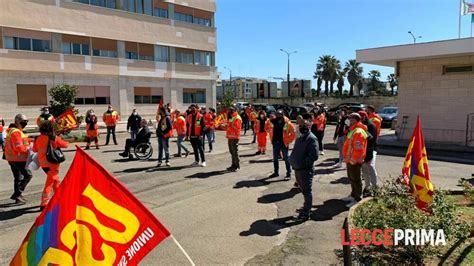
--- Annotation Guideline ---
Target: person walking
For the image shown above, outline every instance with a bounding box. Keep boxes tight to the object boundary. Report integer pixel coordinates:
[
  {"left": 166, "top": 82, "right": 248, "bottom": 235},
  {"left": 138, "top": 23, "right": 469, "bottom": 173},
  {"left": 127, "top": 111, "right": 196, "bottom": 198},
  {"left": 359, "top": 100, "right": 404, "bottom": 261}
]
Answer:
[
  {"left": 32, "top": 122, "right": 69, "bottom": 210},
  {"left": 249, "top": 107, "right": 257, "bottom": 143},
  {"left": 333, "top": 107, "right": 349, "bottom": 168},
  {"left": 127, "top": 109, "right": 141, "bottom": 141},
  {"left": 173, "top": 110, "right": 190, "bottom": 157},
  {"left": 359, "top": 111, "right": 378, "bottom": 196},
  {"left": 210, "top": 108, "right": 217, "bottom": 142},
  {"left": 342, "top": 113, "right": 368, "bottom": 208},
  {"left": 289, "top": 113, "right": 319, "bottom": 221},
  {"left": 36, "top": 106, "right": 55, "bottom": 127},
  {"left": 156, "top": 107, "right": 173, "bottom": 167},
  {"left": 312, "top": 109, "right": 327, "bottom": 155},
  {"left": 268, "top": 110, "right": 296, "bottom": 180},
  {"left": 254, "top": 110, "right": 269, "bottom": 155},
  {"left": 367, "top": 105, "right": 382, "bottom": 138},
  {"left": 103, "top": 105, "right": 120, "bottom": 145},
  {"left": 226, "top": 107, "right": 242, "bottom": 172},
  {"left": 202, "top": 107, "right": 215, "bottom": 152},
  {"left": 5, "top": 114, "right": 32, "bottom": 204},
  {"left": 187, "top": 105, "right": 206, "bottom": 167},
  {"left": 85, "top": 109, "right": 99, "bottom": 150},
  {"left": 241, "top": 110, "right": 249, "bottom": 135}
]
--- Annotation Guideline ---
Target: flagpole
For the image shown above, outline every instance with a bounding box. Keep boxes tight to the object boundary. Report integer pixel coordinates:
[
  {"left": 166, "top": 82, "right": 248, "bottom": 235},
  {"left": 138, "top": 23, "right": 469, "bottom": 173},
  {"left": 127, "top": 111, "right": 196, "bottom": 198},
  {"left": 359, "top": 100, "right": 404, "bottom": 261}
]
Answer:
[
  {"left": 460, "top": 0, "right": 463, "bottom": 38},
  {"left": 171, "top": 235, "right": 196, "bottom": 266}
]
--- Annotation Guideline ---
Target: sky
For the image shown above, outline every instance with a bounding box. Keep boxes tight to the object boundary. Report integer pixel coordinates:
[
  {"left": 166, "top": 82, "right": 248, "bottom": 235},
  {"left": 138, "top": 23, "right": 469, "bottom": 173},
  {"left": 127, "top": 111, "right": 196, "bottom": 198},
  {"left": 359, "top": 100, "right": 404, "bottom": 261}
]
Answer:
[{"left": 215, "top": 0, "right": 472, "bottom": 86}]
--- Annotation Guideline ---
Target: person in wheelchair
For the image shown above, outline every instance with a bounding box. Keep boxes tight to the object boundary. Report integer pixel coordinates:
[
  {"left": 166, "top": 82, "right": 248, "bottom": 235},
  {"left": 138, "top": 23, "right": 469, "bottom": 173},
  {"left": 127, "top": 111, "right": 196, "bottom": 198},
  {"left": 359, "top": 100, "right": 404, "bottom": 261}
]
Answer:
[{"left": 119, "top": 119, "right": 151, "bottom": 158}]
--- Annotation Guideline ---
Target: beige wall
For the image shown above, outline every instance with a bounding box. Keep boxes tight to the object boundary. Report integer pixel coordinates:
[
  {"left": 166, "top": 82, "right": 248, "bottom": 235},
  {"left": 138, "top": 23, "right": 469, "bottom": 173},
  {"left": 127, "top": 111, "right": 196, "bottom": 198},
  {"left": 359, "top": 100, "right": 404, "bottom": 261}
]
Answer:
[
  {"left": 0, "top": 0, "right": 216, "bottom": 52},
  {"left": 166, "top": 0, "right": 216, "bottom": 13},
  {"left": 397, "top": 56, "right": 474, "bottom": 145}
]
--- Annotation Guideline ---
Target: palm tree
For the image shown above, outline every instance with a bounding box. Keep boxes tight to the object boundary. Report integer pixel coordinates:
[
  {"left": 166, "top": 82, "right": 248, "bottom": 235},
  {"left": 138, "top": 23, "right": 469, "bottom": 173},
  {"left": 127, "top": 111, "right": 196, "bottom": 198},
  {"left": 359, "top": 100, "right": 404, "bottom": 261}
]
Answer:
[
  {"left": 368, "top": 70, "right": 381, "bottom": 93},
  {"left": 313, "top": 70, "right": 323, "bottom": 97},
  {"left": 344, "top": 59, "right": 363, "bottom": 96},
  {"left": 387, "top": 73, "right": 398, "bottom": 95},
  {"left": 317, "top": 55, "right": 335, "bottom": 96},
  {"left": 329, "top": 58, "right": 341, "bottom": 94},
  {"left": 336, "top": 69, "right": 346, "bottom": 96}
]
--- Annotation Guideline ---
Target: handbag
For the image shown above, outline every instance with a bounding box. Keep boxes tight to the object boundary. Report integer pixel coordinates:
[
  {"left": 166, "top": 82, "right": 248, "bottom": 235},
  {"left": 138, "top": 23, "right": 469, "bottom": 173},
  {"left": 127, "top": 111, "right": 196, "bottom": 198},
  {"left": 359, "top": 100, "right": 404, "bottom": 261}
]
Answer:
[{"left": 46, "top": 137, "right": 65, "bottom": 164}]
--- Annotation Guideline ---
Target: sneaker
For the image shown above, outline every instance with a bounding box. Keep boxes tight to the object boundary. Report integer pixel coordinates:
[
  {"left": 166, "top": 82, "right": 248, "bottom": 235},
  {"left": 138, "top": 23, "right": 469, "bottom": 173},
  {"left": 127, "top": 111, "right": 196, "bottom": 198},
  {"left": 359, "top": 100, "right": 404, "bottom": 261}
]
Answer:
[
  {"left": 284, "top": 174, "right": 291, "bottom": 181},
  {"left": 320, "top": 151, "right": 325, "bottom": 155},
  {"left": 262, "top": 151, "right": 266, "bottom": 155},
  {"left": 173, "top": 154, "right": 182, "bottom": 158},
  {"left": 201, "top": 162, "right": 206, "bottom": 167},
  {"left": 341, "top": 195, "right": 354, "bottom": 202},
  {"left": 227, "top": 165, "right": 236, "bottom": 170},
  {"left": 96, "top": 146, "right": 100, "bottom": 149},
  {"left": 269, "top": 173, "right": 279, "bottom": 178},
  {"left": 334, "top": 162, "right": 343, "bottom": 168},
  {"left": 185, "top": 151, "right": 190, "bottom": 158},
  {"left": 39, "top": 206, "right": 45, "bottom": 211},
  {"left": 85, "top": 146, "right": 90, "bottom": 150},
  {"left": 157, "top": 162, "right": 162, "bottom": 167},
  {"left": 230, "top": 167, "right": 239, "bottom": 172},
  {"left": 191, "top": 161, "right": 200, "bottom": 166},
  {"left": 294, "top": 211, "right": 311, "bottom": 222},
  {"left": 165, "top": 162, "right": 171, "bottom": 167},
  {"left": 15, "top": 197, "right": 26, "bottom": 205},
  {"left": 119, "top": 152, "right": 128, "bottom": 158},
  {"left": 345, "top": 200, "right": 358, "bottom": 208},
  {"left": 294, "top": 182, "right": 299, "bottom": 188},
  {"left": 255, "top": 151, "right": 262, "bottom": 155}
]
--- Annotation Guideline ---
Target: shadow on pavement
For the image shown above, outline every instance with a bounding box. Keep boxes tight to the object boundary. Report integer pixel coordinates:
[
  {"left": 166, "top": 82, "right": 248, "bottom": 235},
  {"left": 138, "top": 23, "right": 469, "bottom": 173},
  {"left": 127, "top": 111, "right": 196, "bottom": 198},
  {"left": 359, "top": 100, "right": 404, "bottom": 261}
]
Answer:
[
  {"left": 330, "top": 177, "right": 351, "bottom": 185},
  {"left": 148, "top": 166, "right": 191, "bottom": 172},
  {"left": 257, "top": 188, "right": 300, "bottom": 204},
  {"left": 249, "top": 159, "right": 273, "bottom": 164},
  {"left": 185, "top": 170, "right": 229, "bottom": 179},
  {"left": 239, "top": 216, "right": 304, "bottom": 237},
  {"left": 314, "top": 168, "right": 345, "bottom": 175},
  {"left": 311, "top": 199, "right": 347, "bottom": 221},
  {"left": 316, "top": 161, "right": 338, "bottom": 167},
  {"left": 112, "top": 158, "right": 140, "bottom": 163},
  {"left": 0, "top": 206, "right": 41, "bottom": 221},
  {"left": 234, "top": 177, "right": 286, "bottom": 189},
  {"left": 239, "top": 153, "right": 258, "bottom": 158},
  {"left": 102, "top": 149, "right": 124, "bottom": 153}
]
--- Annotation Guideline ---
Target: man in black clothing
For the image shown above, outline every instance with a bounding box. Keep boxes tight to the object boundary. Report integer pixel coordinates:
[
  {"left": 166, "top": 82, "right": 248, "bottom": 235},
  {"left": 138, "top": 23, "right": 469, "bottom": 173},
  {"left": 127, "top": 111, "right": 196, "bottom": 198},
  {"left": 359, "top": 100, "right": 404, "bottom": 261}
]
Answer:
[
  {"left": 333, "top": 106, "right": 349, "bottom": 168},
  {"left": 240, "top": 111, "right": 249, "bottom": 135},
  {"left": 119, "top": 119, "right": 151, "bottom": 158},
  {"left": 358, "top": 111, "right": 378, "bottom": 196},
  {"left": 127, "top": 109, "right": 142, "bottom": 141}
]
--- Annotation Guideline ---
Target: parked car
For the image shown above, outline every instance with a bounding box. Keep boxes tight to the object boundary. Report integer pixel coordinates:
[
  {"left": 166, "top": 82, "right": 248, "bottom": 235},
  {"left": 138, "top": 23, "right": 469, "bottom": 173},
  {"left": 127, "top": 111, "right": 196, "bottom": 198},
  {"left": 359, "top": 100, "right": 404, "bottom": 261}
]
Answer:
[
  {"left": 378, "top": 107, "right": 398, "bottom": 128},
  {"left": 234, "top": 102, "right": 250, "bottom": 111},
  {"left": 326, "top": 103, "right": 367, "bottom": 123},
  {"left": 252, "top": 103, "right": 277, "bottom": 116},
  {"left": 287, "top": 106, "right": 310, "bottom": 120},
  {"left": 303, "top": 103, "right": 315, "bottom": 108}
]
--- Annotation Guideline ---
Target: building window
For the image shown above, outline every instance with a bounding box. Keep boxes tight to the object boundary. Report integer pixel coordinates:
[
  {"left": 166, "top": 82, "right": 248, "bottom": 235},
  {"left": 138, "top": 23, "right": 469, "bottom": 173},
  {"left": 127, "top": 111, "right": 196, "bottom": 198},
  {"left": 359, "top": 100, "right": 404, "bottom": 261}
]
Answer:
[
  {"left": 183, "top": 88, "right": 206, "bottom": 104},
  {"left": 194, "top": 17, "right": 210, "bottom": 27},
  {"left": 443, "top": 65, "right": 473, "bottom": 74},
  {"left": 176, "top": 49, "right": 194, "bottom": 64},
  {"left": 155, "top": 45, "right": 169, "bottom": 62},
  {"left": 74, "top": 86, "right": 110, "bottom": 105},
  {"left": 134, "top": 87, "right": 163, "bottom": 104},
  {"left": 122, "top": 0, "right": 136, "bottom": 12},
  {"left": 62, "top": 42, "right": 90, "bottom": 55},
  {"left": 4, "top": 36, "right": 50, "bottom": 52},
  {"left": 154, "top": 8, "right": 168, "bottom": 18},
  {"left": 4, "top": 36, "right": 17, "bottom": 49},
  {"left": 93, "top": 49, "right": 117, "bottom": 58},
  {"left": 126, "top": 51, "right": 139, "bottom": 59},
  {"left": 174, "top": 12, "right": 193, "bottom": 23},
  {"left": 17, "top": 85, "right": 48, "bottom": 106},
  {"left": 194, "top": 51, "right": 211, "bottom": 66}
]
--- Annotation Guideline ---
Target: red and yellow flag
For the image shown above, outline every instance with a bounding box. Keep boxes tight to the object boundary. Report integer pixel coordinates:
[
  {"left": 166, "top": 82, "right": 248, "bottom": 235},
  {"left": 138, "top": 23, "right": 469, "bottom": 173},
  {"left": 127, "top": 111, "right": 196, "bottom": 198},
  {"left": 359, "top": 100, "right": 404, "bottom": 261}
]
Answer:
[
  {"left": 54, "top": 109, "right": 79, "bottom": 134},
  {"left": 11, "top": 147, "right": 170, "bottom": 265},
  {"left": 402, "top": 116, "right": 434, "bottom": 210}
]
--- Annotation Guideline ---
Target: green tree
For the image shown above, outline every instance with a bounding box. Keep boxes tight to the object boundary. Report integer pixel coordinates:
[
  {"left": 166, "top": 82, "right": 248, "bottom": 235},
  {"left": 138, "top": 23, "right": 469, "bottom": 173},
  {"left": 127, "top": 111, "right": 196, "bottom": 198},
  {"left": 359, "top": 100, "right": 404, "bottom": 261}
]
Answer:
[
  {"left": 344, "top": 59, "right": 363, "bottom": 96},
  {"left": 329, "top": 58, "right": 341, "bottom": 94},
  {"left": 387, "top": 73, "right": 398, "bottom": 95},
  {"left": 313, "top": 70, "right": 323, "bottom": 97},
  {"left": 336, "top": 69, "right": 346, "bottom": 96},
  {"left": 317, "top": 55, "right": 337, "bottom": 96},
  {"left": 368, "top": 70, "right": 382, "bottom": 93},
  {"left": 221, "top": 88, "right": 235, "bottom": 108},
  {"left": 48, "top": 84, "right": 79, "bottom": 117}
]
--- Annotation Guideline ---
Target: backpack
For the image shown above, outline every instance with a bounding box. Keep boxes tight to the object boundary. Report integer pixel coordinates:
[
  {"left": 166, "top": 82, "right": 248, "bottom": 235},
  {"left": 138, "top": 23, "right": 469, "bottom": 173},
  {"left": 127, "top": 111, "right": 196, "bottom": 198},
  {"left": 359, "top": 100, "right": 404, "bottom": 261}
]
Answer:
[{"left": 46, "top": 137, "right": 65, "bottom": 164}]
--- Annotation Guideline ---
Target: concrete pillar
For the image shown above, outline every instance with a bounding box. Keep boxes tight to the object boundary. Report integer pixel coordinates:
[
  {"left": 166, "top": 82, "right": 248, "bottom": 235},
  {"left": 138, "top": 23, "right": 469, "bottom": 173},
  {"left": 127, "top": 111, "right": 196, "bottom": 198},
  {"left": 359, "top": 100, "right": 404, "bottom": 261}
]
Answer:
[
  {"left": 210, "top": 52, "right": 215, "bottom": 67},
  {"left": 116, "top": 0, "right": 124, "bottom": 10},
  {"left": 51, "top": 33, "right": 62, "bottom": 53},
  {"left": 168, "top": 3, "right": 174, "bottom": 19},
  {"left": 169, "top": 47, "right": 176, "bottom": 63},
  {"left": 210, "top": 14, "right": 215, "bottom": 28},
  {"left": 117, "top": 40, "right": 125, "bottom": 58}
]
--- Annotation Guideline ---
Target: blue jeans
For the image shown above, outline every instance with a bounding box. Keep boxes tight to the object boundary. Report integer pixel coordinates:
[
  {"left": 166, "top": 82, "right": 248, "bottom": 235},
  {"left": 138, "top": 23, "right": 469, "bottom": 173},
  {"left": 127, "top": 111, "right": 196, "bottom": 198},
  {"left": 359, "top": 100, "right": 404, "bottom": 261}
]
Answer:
[
  {"left": 130, "top": 129, "right": 139, "bottom": 141},
  {"left": 203, "top": 129, "right": 214, "bottom": 151},
  {"left": 177, "top": 134, "right": 189, "bottom": 155},
  {"left": 295, "top": 169, "right": 314, "bottom": 212},
  {"left": 337, "top": 136, "right": 345, "bottom": 164},
  {"left": 272, "top": 141, "right": 291, "bottom": 176},
  {"left": 158, "top": 137, "right": 170, "bottom": 163}
]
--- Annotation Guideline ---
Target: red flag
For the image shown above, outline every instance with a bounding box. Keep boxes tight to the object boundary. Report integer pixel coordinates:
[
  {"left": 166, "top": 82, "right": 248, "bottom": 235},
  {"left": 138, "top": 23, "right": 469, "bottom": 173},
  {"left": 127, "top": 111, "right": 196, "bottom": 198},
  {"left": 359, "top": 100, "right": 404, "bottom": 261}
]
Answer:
[
  {"left": 402, "top": 116, "right": 434, "bottom": 210},
  {"left": 54, "top": 109, "right": 79, "bottom": 134},
  {"left": 11, "top": 147, "right": 170, "bottom": 265}
]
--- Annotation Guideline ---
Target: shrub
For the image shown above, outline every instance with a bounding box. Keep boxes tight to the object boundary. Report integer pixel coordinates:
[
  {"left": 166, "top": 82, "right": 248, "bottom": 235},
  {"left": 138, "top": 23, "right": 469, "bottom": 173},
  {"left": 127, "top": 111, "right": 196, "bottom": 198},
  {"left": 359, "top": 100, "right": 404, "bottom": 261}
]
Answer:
[{"left": 49, "top": 84, "right": 79, "bottom": 118}]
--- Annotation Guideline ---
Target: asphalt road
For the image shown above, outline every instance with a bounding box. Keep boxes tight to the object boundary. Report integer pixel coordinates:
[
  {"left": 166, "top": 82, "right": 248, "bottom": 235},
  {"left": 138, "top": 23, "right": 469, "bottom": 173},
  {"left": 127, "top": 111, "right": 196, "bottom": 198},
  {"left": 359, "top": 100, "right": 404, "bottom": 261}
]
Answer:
[{"left": 0, "top": 126, "right": 471, "bottom": 265}]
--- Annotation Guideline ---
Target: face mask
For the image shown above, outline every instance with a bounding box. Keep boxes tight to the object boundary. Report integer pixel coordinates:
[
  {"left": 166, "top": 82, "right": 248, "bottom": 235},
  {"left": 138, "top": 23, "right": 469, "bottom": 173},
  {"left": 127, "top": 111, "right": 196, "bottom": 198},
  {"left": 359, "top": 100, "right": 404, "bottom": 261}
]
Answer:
[
  {"left": 108, "top": 108, "right": 112, "bottom": 112},
  {"left": 299, "top": 125, "right": 309, "bottom": 134},
  {"left": 43, "top": 111, "right": 49, "bottom": 115},
  {"left": 90, "top": 112, "right": 95, "bottom": 116},
  {"left": 19, "top": 120, "right": 28, "bottom": 129},
  {"left": 133, "top": 112, "right": 138, "bottom": 116},
  {"left": 345, "top": 119, "right": 351, "bottom": 127},
  {"left": 260, "top": 115, "right": 265, "bottom": 119}
]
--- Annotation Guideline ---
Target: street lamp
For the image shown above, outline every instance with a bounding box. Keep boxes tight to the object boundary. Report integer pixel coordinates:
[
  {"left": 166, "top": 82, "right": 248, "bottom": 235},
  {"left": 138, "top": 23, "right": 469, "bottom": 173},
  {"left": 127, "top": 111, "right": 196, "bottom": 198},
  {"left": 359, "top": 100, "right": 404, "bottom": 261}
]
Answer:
[
  {"left": 408, "top": 31, "right": 422, "bottom": 44},
  {"left": 280, "top": 49, "right": 297, "bottom": 97}
]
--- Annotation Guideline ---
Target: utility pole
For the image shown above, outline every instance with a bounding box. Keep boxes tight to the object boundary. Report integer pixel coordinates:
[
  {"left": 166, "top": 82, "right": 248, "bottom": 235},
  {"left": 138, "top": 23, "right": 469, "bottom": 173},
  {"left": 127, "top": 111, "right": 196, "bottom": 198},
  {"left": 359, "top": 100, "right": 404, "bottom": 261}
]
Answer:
[{"left": 280, "top": 49, "right": 297, "bottom": 97}]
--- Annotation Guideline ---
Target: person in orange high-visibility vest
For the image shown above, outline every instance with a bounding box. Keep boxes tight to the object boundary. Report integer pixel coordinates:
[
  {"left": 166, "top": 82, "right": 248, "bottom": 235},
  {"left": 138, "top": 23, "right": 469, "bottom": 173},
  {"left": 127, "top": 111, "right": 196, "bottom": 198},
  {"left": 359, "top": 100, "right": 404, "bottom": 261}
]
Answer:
[
  {"left": 226, "top": 107, "right": 242, "bottom": 172},
  {"left": 342, "top": 113, "right": 368, "bottom": 208},
  {"left": 5, "top": 114, "right": 33, "bottom": 204},
  {"left": 249, "top": 108, "right": 258, "bottom": 143},
  {"left": 254, "top": 110, "right": 269, "bottom": 155},
  {"left": 85, "top": 109, "right": 99, "bottom": 150},
  {"left": 268, "top": 110, "right": 296, "bottom": 180},
  {"left": 32, "top": 121, "right": 69, "bottom": 210},
  {"left": 102, "top": 105, "right": 120, "bottom": 145},
  {"left": 156, "top": 107, "right": 173, "bottom": 167},
  {"left": 173, "top": 110, "right": 190, "bottom": 158},
  {"left": 202, "top": 107, "right": 216, "bottom": 152},
  {"left": 187, "top": 105, "right": 206, "bottom": 167},
  {"left": 0, "top": 116, "right": 5, "bottom": 151},
  {"left": 367, "top": 105, "right": 382, "bottom": 138},
  {"left": 311, "top": 108, "right": 327, "bottom": 156},
  {"left": 36, "top": 106, "right": 55, "bottom": 127}
]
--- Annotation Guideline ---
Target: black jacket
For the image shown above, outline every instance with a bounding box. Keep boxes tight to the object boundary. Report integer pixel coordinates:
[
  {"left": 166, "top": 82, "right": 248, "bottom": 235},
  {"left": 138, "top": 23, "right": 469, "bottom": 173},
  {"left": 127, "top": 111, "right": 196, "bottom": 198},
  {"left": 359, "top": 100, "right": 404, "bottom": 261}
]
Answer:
[
  {"left": 156, "top": 115, "right": 172, "bottom": 137},
  {"left": 364, "top": 120, "right": 377, "bottom": 162},
  {"left": 136, "top": 127, "right": 151, "bottom": 144},
  {"left": 127, "top": 114, "right": 142, "bottom": 131},
  {"left": 334, "top": 115, "right": 348, "bottom": 139},
  {"left": 289, "top": 132, "right": 319, "bottom": 170}
]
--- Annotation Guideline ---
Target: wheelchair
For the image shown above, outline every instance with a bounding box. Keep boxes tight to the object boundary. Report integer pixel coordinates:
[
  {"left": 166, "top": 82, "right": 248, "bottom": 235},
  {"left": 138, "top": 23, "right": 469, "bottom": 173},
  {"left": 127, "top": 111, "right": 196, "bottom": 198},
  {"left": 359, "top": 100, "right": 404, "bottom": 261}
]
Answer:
[{"left": 132, "top": 142, "right": 153, "bottom": 160}]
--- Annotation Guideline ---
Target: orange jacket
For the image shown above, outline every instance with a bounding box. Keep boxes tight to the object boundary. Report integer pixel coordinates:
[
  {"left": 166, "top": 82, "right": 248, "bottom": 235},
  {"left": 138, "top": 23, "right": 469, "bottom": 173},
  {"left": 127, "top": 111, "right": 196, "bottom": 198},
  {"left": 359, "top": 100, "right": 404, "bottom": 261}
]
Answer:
[
  {"left": 5, "top": 127, "right": 30, "bottom": 162},
  {"left": 36, "top": 115, "right": 55, "bottom": 127},
  {"left": 226, "top": 112, "right": 242, "bottom": 140},
  {"left": 186, "top": 113, "right": 204, "bottom": 137},
  {"left": 369, "top": 113, "right": 382, "bottom": 137},
  {"left": 249, "top": 112, "right": 257, "bottom": 123},
  {"left": 102, "top": 111, "right": 120, "bottom": 127},
  {"left": 254, "top": 118, "right": 270, "bottom": 133},
  {"left": 268, "top": 117, "right": 296, "bottom": 147},
  {"left": 313, "top": 113, "right": 327, "bottom": 131},
  {"left": 32, "top": 135, "right": 69, "bottom": 168},
  {"left": 175, "top": 116, "right": 187, "bottom": 136},
  {"left": 203, "top": 112, "right": 215, "bottom": 129},
  {"left": 342, "top": 122, "right": 368, "bottom": 165}
]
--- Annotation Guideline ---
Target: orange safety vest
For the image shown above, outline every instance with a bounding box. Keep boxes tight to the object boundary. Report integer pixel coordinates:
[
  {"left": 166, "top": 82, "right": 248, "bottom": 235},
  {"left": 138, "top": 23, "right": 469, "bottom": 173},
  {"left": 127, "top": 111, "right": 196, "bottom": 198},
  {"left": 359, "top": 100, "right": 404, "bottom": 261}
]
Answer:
[
  {"left": 268, "top": 117, "right": 296, "bottom": 147},
  {"left": 186, "top": 113, "right": 203, "bottom": 137},
  {"left": 342, "top": 122, "right": 368, "bottom": 165},
  {"left": 159, "top": 117, "right": 173, "bottom": 139},
  {"left": 254, "top": 118, "right": 269, "bottom": 133},
  {"left": 36, "top": 115, "right": 55, "bottom": 127},
  {"left": 103, "top": 111, "right": 120, "bottom": 127},
  {"left": 32, "top": 134, "right": 69, "bottom": 168},
  {"left": 313, "top": 113, "right": 327, "bottom": 131},
  {"left": 175, "top": 116, "right": 187, "bottom": 135},
  {"left": 0, "top": 125, "right": 3, "bottom": 133},
  {"left": 5, "top": 128, "right": 30, "bottom": 162},
  {"left": 249, "top": 112, "right": 257, "bottom": 123},
  {"left": 226, "top": 112, "right": 242, "bottom": 140},
  {"left": 369, "top": 113, "right": 382, "bottom": 137}
]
